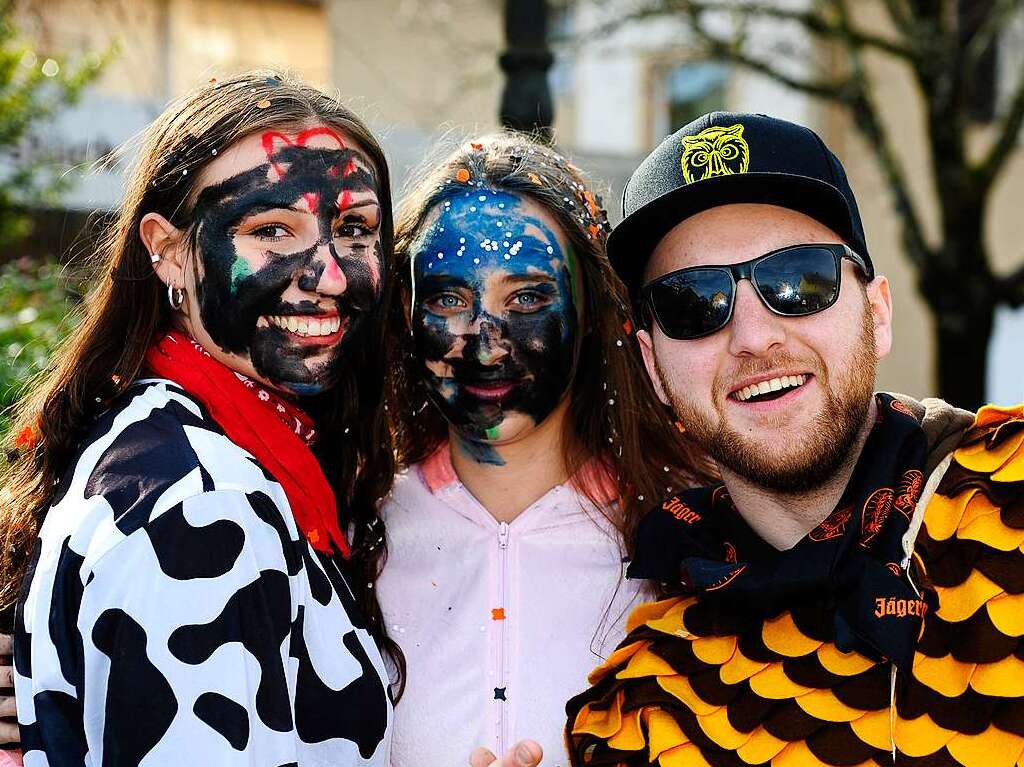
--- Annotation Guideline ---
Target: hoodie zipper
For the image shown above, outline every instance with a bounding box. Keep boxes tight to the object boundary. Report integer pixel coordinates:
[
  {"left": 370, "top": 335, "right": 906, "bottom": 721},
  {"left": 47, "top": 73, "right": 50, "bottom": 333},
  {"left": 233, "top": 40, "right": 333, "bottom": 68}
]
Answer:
[{"left": 496, "top": 521, "right": 510, "bottom": 755}]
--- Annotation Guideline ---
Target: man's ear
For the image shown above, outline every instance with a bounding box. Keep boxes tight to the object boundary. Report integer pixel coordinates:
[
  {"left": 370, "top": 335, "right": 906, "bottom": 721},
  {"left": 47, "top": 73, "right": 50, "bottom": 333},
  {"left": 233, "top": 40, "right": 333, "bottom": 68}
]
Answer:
[
  {"left": 637, "top": 328, "right": 671, "bottom": 406},
  {"left": 866, "top": 275, "right": 893, "bottom": 360},
  {"left": 139, "top": 213, "right": 188, "bottom": 289}
]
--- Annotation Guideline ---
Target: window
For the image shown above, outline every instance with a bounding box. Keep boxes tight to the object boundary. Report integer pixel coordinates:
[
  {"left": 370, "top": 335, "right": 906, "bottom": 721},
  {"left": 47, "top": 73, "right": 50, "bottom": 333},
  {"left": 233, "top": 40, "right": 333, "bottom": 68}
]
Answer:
[{"left": 654, "top": 60, "right": 729, "bottom": 140}]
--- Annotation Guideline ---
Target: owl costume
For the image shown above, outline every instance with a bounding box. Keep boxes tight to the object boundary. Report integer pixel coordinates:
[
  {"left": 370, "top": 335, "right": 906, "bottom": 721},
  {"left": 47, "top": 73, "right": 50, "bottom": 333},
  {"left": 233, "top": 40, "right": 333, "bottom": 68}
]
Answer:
[{"left": 564, "top": 396, "right": 1024, "bottom": 766}]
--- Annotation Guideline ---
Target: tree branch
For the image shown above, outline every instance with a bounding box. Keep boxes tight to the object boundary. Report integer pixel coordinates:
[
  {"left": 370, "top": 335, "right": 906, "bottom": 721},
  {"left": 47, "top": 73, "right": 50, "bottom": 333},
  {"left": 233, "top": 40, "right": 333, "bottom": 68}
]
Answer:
[
  {"left": 831, "top": 0, "right": 932, "bottom": 270},
  {"left": 963, "top": 0, "right": 1020, "bottom": 76},
  {"left": 977, "top": 62, "right": 1024, "bottom": 192},
  {"left": 880, "top": 0, "right": 915, "bottom": 36},
  {"left": 680, "top": 0, "right": 917, "bottom": 60},
  {"left": 564, "top": 0, "right": 916, "bottom": 60},
  {"left": 995, "top": 261, "right": 1024, "bottom": 306},
  {"left": 683, "top": 7, "right": 856, "bottom": 102}
]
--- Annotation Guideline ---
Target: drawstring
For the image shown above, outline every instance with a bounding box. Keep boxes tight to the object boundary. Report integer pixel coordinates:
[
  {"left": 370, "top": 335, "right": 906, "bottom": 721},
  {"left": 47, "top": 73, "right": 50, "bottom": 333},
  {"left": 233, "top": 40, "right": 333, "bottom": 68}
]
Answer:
[
  {"left": 888, "top": 452, "right": 951, "bottom": 763},
  {"left": 889, "top": 664, "right": 898, "bottom": 762}
]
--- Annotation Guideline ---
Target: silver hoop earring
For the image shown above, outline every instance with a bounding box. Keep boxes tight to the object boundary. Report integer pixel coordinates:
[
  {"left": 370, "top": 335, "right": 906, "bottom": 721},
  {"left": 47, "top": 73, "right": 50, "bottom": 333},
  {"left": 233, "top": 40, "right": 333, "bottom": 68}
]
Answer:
[{"left": 168, "top": 283, "right": 185, "bottom": 310}]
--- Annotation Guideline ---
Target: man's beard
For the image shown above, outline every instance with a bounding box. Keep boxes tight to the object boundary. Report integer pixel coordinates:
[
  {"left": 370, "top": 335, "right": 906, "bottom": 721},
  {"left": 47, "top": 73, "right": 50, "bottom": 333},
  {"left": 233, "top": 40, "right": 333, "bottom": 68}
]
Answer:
[{"left": 657, "top": 304, "right": 877, "bottom": 493}]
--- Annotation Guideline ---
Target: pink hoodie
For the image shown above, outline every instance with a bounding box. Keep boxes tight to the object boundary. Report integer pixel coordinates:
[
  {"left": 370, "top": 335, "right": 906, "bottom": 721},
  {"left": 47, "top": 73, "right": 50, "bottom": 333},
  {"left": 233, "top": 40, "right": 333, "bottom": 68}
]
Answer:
[{"left": 378, "top": 446, "right": 647, "bottom": 767}]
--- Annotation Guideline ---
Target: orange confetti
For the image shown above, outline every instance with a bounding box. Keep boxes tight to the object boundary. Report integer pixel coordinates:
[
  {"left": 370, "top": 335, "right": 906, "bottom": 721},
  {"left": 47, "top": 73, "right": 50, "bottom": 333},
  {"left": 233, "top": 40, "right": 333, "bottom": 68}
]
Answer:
[
  {"left": 584, "top": 190, "right": 599, "bottom": 215},
  {"left": 527, "top": 172, "right": 543, "bottom": 185},
  {"left": 455, "top": 168, "right": 471, "bottom": 183},
  {"left": 674, "top": 421, "right": 687, "bottom": 434},
  {"left": 471, "top": 142, "right": 484, "bottom": 150},
  {"left": 14, "top": 424, "right": 38, "bottom": 451},
  {"left": 307, "top": 528, "right": 321, "bottom": 544},
  {"left": 622, "top": 319, "right": 633, "bottom": 335},
  {"left": 491, "top": 608, "right": 506, "bottom": 620},
  {"left": 111, "top": 374, "right": 123, "bottom": 386},
  {"left": 208, "top": 77, "right": 218, "bottom": 84},
  {"left": 589, "top": 223, "right": 601, "bottom": 237},
  {"left": 256, "top": 99, "right": 272, "bottom": 109}
]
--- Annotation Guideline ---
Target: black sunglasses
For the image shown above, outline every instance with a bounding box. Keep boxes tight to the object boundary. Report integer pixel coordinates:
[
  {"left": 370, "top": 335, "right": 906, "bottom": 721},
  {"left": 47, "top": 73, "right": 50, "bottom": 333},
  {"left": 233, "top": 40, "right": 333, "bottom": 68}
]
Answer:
[{"left": 639, "top": 243, "right": 872, "bottom": 341}]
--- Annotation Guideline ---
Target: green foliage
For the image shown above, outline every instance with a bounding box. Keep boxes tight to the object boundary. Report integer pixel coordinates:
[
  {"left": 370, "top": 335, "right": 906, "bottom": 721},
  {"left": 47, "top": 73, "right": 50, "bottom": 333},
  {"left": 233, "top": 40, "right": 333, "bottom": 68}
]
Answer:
[
  {"left": 0, "top": 0, "right": 110, "bottom": 245},
  {"left": 0, "top": 257, "right": 83, "bottom": 435}
]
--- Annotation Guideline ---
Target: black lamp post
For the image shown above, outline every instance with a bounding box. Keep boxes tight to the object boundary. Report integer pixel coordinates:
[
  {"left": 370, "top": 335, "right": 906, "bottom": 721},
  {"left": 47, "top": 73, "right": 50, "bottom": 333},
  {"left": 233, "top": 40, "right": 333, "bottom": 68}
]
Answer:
[{"left": 499, "top": 0, "right": 555, "bottom": 140}]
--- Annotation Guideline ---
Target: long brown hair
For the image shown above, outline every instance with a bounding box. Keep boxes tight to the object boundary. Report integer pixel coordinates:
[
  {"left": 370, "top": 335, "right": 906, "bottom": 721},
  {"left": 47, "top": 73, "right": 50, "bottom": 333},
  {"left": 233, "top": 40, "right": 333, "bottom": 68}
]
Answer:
[
  {"left": 389, "top": 131, "right": 714, "bottom": 554},
  {"left": 0, "top": 70, "right": 404, "bottom": 690}
]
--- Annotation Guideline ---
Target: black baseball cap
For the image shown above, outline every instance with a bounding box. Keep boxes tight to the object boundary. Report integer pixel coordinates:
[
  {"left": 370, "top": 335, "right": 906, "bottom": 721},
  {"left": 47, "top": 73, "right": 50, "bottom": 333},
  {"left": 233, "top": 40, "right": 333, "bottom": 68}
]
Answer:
[{"left": 608, "top": 111, "right": 872, "bottom": 298}]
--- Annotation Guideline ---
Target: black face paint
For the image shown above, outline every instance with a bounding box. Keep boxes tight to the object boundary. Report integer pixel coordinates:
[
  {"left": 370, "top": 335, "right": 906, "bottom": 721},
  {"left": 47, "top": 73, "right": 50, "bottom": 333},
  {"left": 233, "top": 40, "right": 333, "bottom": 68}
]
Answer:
[
  {"left": 191, "top": 128, "right": 383, "bottom": 396},
  {"left": 411, "top": 189, "right": 579, "bottom": 463}
]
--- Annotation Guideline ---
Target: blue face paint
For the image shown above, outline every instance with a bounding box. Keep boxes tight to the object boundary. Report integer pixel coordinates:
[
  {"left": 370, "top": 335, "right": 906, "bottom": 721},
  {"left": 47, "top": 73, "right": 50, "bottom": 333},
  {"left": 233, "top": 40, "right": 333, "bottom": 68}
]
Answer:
[{"left": 411, "top": 189, "right": 578, "bottom": 464}]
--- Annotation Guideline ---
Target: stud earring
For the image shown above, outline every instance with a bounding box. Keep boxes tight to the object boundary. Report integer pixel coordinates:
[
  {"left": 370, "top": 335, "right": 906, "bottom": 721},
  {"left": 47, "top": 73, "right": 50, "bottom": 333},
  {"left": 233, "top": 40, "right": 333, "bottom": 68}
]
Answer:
[{"left": 150, "top": 253, "right": 161, "bottom": 264}]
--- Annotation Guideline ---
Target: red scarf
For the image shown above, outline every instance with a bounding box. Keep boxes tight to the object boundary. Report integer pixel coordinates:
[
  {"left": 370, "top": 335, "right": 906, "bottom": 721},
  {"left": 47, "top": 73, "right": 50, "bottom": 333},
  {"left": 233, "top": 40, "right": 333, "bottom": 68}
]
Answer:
[{"left": 145, "top": 330, "right": 349, "bottom": 557}]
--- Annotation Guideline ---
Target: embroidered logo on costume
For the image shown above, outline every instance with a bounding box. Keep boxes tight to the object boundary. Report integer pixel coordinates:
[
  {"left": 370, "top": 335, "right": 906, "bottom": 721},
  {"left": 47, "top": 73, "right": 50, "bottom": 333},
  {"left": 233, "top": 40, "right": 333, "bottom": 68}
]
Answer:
[
  {"left": 723, "top": 541, "right": 738, "bottom": 564},
  {"left": 663, "top": 496, "right": 701, "bottom": 524},
  {"left": 894, "top": 469, "right": 924, "bottom": 520},
  {"left": 809, "top": 506, "right": 852, "bottom": 542},
  {"left": 680, "top": 124, "right": 751, "bottom": 184},
  {"left": 890, "top": 399, "right": 917, "bottom": 419},
  {"left": 705, "top": 563, "right": 748, "bottom": 592},
  {"left": 874, "top": 597, "right": 928, "bottom": 619},
  {"left": 860, "top": 488, "right": 894, "bottom": 547}
]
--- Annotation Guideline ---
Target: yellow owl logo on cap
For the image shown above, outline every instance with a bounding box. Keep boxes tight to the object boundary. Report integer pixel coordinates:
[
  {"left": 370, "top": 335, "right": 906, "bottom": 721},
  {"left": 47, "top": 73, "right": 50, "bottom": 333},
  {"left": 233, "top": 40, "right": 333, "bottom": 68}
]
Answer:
[{"left": 680, "top": 124, "right": 750, "bottom": 184}]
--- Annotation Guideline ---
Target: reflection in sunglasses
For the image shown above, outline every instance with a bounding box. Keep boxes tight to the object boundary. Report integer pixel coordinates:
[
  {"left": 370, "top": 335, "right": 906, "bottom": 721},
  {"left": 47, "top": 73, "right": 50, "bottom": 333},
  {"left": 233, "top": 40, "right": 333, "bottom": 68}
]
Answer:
[{"left": 642, "top": 243, "right": 866, "bottom": 340}]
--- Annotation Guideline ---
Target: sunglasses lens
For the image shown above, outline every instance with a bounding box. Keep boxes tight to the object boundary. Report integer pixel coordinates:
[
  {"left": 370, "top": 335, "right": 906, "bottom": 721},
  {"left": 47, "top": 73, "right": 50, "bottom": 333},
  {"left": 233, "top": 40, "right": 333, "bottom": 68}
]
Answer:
[
  {"left": 647, "top": 269, "right": 733, "bottom": 339},
  {"left": 753, "top": 247, "right": 839, "bottom": 316}
]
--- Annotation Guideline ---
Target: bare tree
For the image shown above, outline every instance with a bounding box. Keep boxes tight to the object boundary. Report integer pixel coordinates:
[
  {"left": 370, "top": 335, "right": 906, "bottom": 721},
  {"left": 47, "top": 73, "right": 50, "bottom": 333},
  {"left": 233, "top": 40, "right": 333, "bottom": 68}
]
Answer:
[{"left": 564, "top": 0, "right": 1023, "bottom": 410}]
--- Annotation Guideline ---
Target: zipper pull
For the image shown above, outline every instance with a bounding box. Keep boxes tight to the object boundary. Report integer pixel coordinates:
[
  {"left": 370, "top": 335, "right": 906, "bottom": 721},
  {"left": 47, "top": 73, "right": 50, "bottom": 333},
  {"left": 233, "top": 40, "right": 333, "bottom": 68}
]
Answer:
[{"left": 498, "top": 522, "right": 510, "bottom": 549}]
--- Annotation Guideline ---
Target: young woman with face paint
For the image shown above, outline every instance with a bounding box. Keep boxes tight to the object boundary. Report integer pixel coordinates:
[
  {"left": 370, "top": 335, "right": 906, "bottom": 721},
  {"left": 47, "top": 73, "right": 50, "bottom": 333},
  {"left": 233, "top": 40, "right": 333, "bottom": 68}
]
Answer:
[
  {"left": 380, "top": 134, "right": 713, "bottom": 766},
  {"left": 0, "top": 72, "right": 403, "bottom": 766}
]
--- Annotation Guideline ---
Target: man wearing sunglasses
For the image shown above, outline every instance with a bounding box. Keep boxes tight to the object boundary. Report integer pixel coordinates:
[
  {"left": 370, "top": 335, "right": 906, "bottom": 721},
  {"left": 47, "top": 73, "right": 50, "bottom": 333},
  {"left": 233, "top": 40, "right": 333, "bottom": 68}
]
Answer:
[{"left": 565, "top": 112, "right": 1024, "bottom": 766}]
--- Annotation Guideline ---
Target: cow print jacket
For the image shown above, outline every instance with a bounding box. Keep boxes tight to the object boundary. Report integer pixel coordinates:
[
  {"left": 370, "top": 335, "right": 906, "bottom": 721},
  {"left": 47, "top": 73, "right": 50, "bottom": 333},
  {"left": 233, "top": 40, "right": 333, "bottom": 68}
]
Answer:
[{"left": 14, "top": 379, "right": 393, "bottom": 766}]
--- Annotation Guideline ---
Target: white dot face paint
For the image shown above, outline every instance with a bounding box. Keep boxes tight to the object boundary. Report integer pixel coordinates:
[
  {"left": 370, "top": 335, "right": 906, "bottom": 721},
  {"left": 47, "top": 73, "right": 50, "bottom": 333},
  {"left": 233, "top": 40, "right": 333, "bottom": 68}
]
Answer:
[{"left": 409, "top": 189, "right": 580, "bottom": 465}]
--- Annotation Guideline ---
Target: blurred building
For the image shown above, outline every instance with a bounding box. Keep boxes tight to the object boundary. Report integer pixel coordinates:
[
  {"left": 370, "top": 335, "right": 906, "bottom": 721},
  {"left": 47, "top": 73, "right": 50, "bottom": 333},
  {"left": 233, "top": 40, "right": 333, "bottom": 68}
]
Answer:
[{"left": 11, "top": 0, "right": 1024, "bottom": 402}]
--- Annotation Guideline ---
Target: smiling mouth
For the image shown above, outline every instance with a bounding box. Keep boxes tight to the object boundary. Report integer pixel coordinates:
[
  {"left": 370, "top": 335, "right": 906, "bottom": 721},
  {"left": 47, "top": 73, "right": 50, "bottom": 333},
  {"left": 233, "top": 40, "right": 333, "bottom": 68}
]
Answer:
[
  {"left": 257, "top": 313, "right": 348, "bottom": 342},
  {"left": 461, "top": 380, "right": 519, "bottom": 401},
  {"left": 731, "top": 374, "right": 810, "bottom": 403}
]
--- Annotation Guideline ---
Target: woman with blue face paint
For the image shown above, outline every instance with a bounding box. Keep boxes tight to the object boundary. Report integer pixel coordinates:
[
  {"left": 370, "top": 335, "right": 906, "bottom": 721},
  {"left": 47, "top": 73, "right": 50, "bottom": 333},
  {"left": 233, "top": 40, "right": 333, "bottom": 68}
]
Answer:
[{"left": 380, "top": 133, "right": 713, "bottom": 767}]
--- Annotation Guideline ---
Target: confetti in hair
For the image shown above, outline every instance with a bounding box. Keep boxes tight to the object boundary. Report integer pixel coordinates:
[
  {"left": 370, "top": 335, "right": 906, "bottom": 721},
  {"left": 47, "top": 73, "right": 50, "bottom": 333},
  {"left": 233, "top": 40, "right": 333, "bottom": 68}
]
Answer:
[
  {"left": 455, "top": 168, "right": 471, "bottom": 183},
  {"left": 14, "top": 423, "right": 39, "bottom": 452}
]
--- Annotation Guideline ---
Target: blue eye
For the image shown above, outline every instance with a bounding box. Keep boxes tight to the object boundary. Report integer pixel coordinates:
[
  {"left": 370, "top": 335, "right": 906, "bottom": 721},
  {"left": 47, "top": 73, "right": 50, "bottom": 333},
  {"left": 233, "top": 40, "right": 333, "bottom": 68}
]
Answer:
[
  {"left": 509, "top": 290, "right": 551, "bottom": 312},
  {"left": 425, "top": 293, "right": 467, "bottom": 313}
]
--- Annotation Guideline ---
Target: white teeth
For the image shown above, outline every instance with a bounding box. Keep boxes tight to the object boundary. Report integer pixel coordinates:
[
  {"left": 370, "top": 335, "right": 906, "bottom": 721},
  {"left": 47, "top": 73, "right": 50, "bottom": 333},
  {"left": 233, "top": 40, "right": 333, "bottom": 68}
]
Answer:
[
  {"left": 733, "top": 375, "right": 808, "bottom": 402},
  {"left": 260, "top": 315, "right": 344, "bottom": 337}
]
